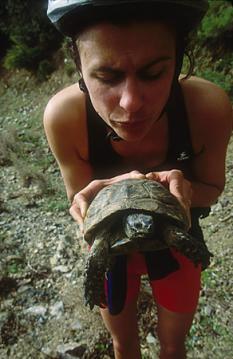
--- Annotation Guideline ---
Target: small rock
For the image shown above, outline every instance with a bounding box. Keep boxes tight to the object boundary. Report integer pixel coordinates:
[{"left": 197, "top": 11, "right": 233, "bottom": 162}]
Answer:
[
  {"left": 56, "top": 342, "right": 87, "bottom": 358},
  {"left": 50, "top": 300, "right": 64, "bottom": 318},
  {"left": 53, "top": 265, "right": 70, "bottom": 273},
  {"left": 204, "top": 305, "right": 213, "bottom": 316},
  {"left": 70, "top": 319, "right": 82, "bottom": 331},
  {"left": 25, "top": 305, "right": 47, "bottom": 317},
  {"left": 146, "top": 332, "right": 156, "bottom": 344},
  {"left": 17, "top": 285, "right": 32, "bottom": 294}
]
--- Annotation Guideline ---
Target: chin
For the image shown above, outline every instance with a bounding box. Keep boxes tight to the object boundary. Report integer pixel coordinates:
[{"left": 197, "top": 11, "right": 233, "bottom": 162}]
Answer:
[
  {"left": 113, "top": 121, "right": 152, "bottom": 142},
  {"left": 117, "top": 128, "right": 148, "bottom": 142}
]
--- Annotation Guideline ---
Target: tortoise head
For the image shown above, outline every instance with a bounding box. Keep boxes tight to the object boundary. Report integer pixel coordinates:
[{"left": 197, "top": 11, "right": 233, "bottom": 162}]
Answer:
[{"left": 124, "top": 212, "right": 154, "bottom": 239}]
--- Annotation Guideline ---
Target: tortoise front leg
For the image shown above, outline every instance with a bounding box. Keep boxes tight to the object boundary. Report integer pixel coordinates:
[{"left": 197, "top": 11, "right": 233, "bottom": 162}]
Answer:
[
  {"left": 83, "top": 236, "right": 109, "bottom": 309},
  {"left": 163, "top": 225, "right": 213, "bottom": 270}
]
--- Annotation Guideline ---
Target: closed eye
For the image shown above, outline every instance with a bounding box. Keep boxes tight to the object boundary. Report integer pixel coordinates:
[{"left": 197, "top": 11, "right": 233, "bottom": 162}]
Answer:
[
  {"left": 92, "top": 69, "right": 124, "bottom": 85},
  {"left": 138, "top": 69, "right": 165, "bottom": 81},
  {"left": 138, "top": 57, "right": 172, "bottom": 81}
]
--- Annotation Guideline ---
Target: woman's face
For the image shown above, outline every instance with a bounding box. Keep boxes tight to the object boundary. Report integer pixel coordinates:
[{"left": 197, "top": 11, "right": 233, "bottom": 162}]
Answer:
[{"left": 78, "top": 21, "right": 176, "bottom": 142}]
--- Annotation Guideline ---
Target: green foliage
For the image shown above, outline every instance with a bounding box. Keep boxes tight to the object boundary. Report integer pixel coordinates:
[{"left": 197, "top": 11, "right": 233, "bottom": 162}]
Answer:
[
  {"left": 191, "top": 1, "right": 233, "bottom": 96},
  {"left": 0, "top": 127, "right": 21, "bottom": 165},
  {"left": 37, "top": 60, "right": 56, "bottom": 81},
  {"left": 0, "top": 0, "right": 62, "bottom": 79},
  {"left": 198, "top": 0, "right": 233, "bottom": 44},
  {"left": 4, "top": 45, "right": 42, "bottom": 71}
]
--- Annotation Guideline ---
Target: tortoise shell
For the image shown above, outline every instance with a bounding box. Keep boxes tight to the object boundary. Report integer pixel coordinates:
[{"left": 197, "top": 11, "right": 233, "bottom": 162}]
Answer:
[{"left": 84, "top": 178, "right": 189, "bottom": 246}]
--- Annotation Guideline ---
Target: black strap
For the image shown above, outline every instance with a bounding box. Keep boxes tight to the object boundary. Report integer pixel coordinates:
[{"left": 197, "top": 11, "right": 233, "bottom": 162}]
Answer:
[
  {"left": 144, "top": 249, "right": 180, "bottom": 280},
  {"left": 166, "top": 81, "right": 195, "bottom": 165},
  {"left": 86, "top": 96, "right": 121, "bottom": 177}
]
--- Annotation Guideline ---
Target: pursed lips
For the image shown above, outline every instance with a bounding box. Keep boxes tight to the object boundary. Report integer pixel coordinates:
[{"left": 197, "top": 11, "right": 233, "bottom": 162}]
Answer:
[{"left": 111, "top": 117, "right": 148, "bottom": 125}]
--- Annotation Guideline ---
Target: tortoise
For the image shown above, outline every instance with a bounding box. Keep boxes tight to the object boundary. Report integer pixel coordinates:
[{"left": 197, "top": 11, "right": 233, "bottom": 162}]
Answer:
[{"left": 82, "top": 178, "right": 212, "bottom": 311}]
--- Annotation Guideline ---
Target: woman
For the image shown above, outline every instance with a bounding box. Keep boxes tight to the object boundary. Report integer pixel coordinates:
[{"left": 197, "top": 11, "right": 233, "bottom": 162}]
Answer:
[{"left": 45, "top": 1, "right": 232, "bottom": 358}]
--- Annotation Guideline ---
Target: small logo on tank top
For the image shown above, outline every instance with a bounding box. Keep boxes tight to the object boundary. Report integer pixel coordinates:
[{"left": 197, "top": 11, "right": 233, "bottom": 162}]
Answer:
[{"left": 177, "top": 151, "right": 190, "bottom": 161}]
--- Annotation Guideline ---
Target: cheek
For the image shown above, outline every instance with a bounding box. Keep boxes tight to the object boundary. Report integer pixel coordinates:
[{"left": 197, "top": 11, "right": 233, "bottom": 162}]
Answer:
[
  {"left": 86, "top": 83, "right": 118, "bottom": 120},
  {"left": 146, "top": 73, "right": 174, "bottom": 106},
  {"left": 87, "top": 82, "right": 118, "bottom": 109}
]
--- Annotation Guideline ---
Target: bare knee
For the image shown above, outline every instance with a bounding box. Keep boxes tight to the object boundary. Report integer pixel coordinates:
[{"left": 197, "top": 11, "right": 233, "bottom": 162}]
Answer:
[
  {"left": 156, "top": 306, "right": 195, "bottom": 359},
  {"left": 158, "top": 329, "right": 187, "bottom": 359},
  {"left": 112, "top": 336, "right": 140, "bottom": 358}
]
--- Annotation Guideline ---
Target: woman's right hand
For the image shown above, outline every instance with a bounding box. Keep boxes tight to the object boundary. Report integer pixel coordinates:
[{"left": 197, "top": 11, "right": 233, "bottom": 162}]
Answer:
[{"left": 69, "top": 170, "right": 146, "bottom": 232}]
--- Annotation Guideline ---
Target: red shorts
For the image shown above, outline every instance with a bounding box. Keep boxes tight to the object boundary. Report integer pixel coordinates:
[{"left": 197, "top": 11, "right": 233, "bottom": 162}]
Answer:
[{"left": 105, "top": 250, "right": 201, "bottom": 313}]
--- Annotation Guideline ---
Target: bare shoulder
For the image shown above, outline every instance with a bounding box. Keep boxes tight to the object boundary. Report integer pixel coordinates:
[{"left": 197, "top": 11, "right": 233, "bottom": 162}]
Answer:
[
  {"left": 44, "top": 83, "right": 85, "bottom": 128},
  {"left": 43, "top": 83, "right": 88, "bottom": 160},
  {"left": 180, "top": 76, "right": 232, "bottom": 143}
]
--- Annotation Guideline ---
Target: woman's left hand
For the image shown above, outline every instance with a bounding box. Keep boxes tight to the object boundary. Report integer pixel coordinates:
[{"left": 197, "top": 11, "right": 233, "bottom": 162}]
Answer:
[{"left": 145, "top": 169, "right": 192, "bottom": 227}]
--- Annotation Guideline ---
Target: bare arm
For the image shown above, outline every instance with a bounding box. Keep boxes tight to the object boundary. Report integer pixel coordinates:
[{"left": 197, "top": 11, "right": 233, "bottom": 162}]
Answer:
[
  {"left": 183, "top": 79, "right": 232, "bottom": 207},
  {"left": 43, "top": 85, "right": 93, "bottom": 199}
]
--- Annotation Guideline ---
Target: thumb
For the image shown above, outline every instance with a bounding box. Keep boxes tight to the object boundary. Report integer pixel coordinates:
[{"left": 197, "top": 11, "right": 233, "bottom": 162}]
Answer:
[{"left": 76, "top": 193, "right": 89, "bottom": 219}]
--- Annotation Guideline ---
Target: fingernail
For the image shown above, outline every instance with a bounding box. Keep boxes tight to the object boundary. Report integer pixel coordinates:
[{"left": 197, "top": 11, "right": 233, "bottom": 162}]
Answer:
[{"left": 80, "top": 204, "right": 87, "bottom": 218}]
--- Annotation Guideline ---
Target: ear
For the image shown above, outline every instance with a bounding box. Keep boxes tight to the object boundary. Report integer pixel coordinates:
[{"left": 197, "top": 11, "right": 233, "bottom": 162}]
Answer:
[{"left": 79, "top": 77, "right": 88, "bottom": 93}]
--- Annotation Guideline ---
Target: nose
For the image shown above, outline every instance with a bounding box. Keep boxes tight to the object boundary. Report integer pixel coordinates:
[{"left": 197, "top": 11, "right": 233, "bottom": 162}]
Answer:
[{"left": 119, "top": 77, "right": 143, "bottom": 114}]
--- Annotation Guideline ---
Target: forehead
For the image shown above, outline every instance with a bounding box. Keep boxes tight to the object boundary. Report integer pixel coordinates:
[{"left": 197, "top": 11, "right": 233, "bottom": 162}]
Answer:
[{"left": 78, "top": 22, "right": 176, "bottom": 69}]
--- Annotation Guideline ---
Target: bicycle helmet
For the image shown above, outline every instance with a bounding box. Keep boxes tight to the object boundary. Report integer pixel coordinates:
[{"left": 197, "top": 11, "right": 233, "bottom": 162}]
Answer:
[{"left": 47, "top": 0, "right": 209, "bottom": 37}]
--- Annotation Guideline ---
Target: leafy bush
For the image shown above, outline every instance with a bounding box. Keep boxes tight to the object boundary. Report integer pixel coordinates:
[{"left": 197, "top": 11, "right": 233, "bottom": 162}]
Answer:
[
  {"left": 198, "top": 0, "right": 233, "bottom": 51},
  {"left": 37, "top": 60, "right": 56, "bottom": 81},
  {"left": 191, "top": 0, "right": 233, "bottom": 96},
  {"left": 0, "top": 0, "right": 62, "bottom": 79},
  {"left": 4, "top": 45, "right": 42, "bottom": 71}
]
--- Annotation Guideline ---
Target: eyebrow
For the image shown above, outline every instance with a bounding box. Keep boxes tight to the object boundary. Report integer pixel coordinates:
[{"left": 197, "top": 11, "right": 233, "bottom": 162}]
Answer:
[
  {"left": 91, "top": 56, "right": 172, "bottom": 74},
  {"left": 141, "top": 56, "right": 172, "bottom": 71}
]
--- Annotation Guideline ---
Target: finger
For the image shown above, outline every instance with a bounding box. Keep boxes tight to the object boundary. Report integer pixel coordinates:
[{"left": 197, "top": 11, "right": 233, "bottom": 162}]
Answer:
[
  {"left": 128, "top": 170, "right": 146, "bottom": 179},
  {"left": 167, "top": 170, "right": 184, "bottom": 198},
  {"left": 168, "top": 171, "right": 192, "bottom": 227},
  {"left": 184, "top": 207, "right": 191, "bottom": 229},
  {"left": 146, "top": 169, "right": 186, "bottom": 197},
  {"left": 73, "top": 192, "right": 89, "bottom": 218},
  {"left": 77, "top": 179, "right": 105, "bottom": 203},
  {"left": 146, "top": 170, "right": 192, "bottom": 227},
  {"left": 145, "top": 171, "right": 170, "bottom": 186},
  {"left": 69, "top": 202, "right": 84, "bottom": 233},
  {"left": 108, "top": 170, "right": 146, "bottom": 185},
  {"left": 146, "top": 171, "right": 162, "bottom": 182},
  {"left": 73, "top": 179, "right": 106, "bottom": 218}
]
